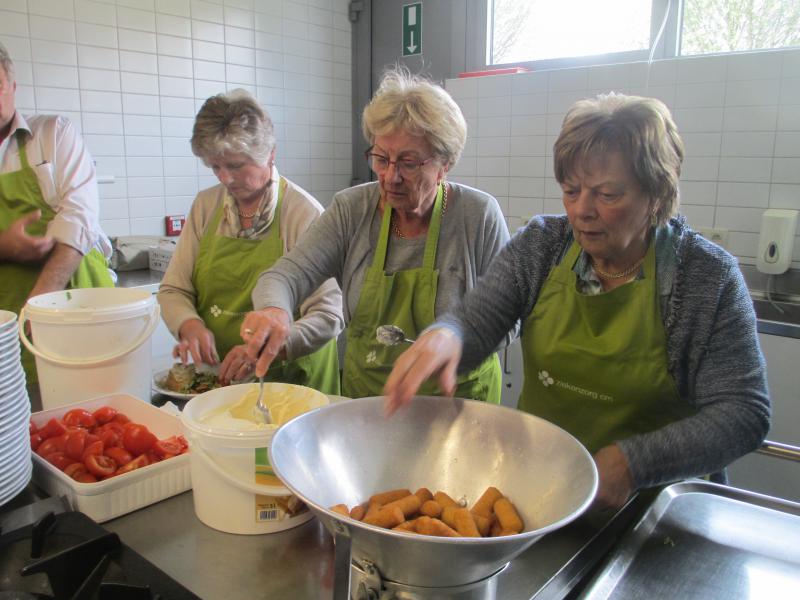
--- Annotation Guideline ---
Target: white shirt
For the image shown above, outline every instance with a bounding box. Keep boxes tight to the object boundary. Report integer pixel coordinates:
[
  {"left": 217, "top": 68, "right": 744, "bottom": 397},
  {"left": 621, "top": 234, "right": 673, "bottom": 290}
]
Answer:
[{"left": 0, "top": 112, "right": 112, "bottom": 260}]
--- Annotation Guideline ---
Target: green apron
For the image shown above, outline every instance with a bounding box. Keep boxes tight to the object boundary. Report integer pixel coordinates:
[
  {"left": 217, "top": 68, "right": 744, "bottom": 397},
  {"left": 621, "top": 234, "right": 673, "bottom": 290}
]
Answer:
[
  {"left": 342, "top": 183, "right": 501, "bottom": 400},
  {"left": 0, "top": 131, "right": 113, "bottom": 383},
  {"left": 519, "top": 238, "right": 694, "bottom": 454},
  {"left": 192, "top": 179, "right": 340, "bottom": 395}
]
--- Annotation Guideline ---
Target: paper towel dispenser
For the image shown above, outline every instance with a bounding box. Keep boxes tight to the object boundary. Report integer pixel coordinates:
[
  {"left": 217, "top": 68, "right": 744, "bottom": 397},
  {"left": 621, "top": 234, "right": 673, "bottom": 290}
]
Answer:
[{"left": 756, "top": 209, "right": 798, "bottom": 275}]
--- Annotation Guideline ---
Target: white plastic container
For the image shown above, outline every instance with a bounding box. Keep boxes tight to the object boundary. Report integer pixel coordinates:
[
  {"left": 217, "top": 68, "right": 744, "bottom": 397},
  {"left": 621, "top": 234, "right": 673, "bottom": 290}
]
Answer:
[
  {"left": 181, "top": 383, "right": 328, "bottom": 535},
  {"left": 19, "top": 288, "right": 160, "bottom": 409},
  {"left": 30, "top": 394, "right": 191, "bottom": 522}
]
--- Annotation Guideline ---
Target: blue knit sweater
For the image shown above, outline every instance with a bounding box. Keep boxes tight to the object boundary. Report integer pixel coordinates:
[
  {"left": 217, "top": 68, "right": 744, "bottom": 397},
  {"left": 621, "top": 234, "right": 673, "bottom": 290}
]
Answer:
[{"left": 439, "top": 214, "right": 770, "bottom": 490}]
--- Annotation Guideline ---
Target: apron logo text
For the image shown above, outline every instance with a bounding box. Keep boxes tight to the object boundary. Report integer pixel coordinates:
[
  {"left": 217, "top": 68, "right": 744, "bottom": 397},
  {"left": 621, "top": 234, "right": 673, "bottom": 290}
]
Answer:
[{"left": 539, "top": 369, "right": 613, "bottom": 401}]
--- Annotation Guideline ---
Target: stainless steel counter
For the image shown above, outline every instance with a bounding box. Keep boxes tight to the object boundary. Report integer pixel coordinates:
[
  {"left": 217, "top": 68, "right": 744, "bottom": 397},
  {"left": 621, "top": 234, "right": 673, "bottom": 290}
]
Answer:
[{"left": 101, "top": 486, "right": 648, "bottom": 600}]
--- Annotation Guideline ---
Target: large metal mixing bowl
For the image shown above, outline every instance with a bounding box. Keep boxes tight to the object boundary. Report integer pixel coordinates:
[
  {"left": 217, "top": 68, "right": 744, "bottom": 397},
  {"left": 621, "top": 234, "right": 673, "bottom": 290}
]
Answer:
[{"left": 269, "top": 396, "right": 598, "bottom": 590}]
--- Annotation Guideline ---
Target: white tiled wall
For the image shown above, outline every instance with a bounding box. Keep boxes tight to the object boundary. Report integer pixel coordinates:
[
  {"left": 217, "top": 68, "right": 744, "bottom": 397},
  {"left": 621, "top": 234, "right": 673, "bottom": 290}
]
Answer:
[
  {"left": 447, "top": 49, "right": 800, "bottom": 269},
  {"left": 1, "top": 0, "right": 353, "bottom": 237}
]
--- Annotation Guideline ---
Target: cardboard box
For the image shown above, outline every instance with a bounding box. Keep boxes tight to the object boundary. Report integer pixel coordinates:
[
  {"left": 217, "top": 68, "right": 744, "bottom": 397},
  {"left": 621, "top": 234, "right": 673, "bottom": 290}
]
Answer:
[{"left": 148, "top": 244, "right": 176, "bottom": 272}]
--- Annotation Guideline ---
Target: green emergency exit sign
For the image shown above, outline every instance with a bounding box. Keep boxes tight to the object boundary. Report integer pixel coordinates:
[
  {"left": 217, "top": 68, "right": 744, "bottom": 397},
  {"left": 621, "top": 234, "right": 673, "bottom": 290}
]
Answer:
[{"left": 402, "top": 3, "right": 422, "bottom": 57}]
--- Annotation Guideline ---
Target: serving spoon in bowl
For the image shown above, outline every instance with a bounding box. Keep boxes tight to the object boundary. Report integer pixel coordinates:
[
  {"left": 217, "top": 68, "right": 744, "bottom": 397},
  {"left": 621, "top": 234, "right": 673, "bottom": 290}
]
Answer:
[{"left": 376, "top": 324, "right": 416, "bottom": 346}]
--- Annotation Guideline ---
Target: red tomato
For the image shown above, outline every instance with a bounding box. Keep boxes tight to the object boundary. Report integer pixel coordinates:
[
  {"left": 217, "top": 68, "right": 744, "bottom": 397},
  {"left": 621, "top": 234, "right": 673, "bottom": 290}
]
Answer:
[
  {"left": 92, "top": 406, "right": 118, "bottom": 425},
  {"left": 75, "top": 471, "right": 98, "bottom": 483},
  {"left": 112, "top": 413, "right": 131, "bottom": 425},
  {"left": 44, "top": 452, "right": 74, "bottom": 471},
  {"left": 30, "top": 433, "right": 43, "bottom": 451},
  {"left": 29, "top": 420, "right": 38, "bottom": 435},
  {"left": 98, "top": 428, "right": 121, "bottom": 448},
  {"left": 63, "top": 409, "right": 96, "bottom": 429},
  {"left": 64, "top": 429, "right": 88, "bottom": 462},
  {"left": 64, "top": 462, "right": 88, "bottom": 479},
  {"left": 122, "top": 425, "right": 157, "bottom": 456},
  {"left": 84, "top": 454, "right": 116, "bottom": 477},
  {"left": 115, "top": 454, "right": 149, "bottom": 475},
  {"left": 105, "top": 446, "right": 133, "bottom": 466},
  {"left": 146, "top": 451, "right": 162, "bottom": 464},
  {"left": 36, "top": 434, "right": 67, "bottom": 457},
  {"left": 152, "top": 437, "right": 183, "bottom": 458},
  {"left": 38, "top": 418, "right": 67, "bottom": 440},
  {"left": 82, "top": 440, "right": 104, "bottom": 461}
]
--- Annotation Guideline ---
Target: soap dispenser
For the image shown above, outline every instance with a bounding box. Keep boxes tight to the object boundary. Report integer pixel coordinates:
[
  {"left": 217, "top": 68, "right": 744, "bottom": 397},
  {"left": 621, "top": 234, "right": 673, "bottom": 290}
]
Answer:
[{"left": 756, "top": 209, "right": 798, "bottom": 275}]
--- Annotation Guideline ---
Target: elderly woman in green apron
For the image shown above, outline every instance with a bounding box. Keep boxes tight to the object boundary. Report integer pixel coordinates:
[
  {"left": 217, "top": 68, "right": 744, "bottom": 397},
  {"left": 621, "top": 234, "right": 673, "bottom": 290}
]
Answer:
[
  {"left": 384, "top": 93, "right": 770, "bottom": 511},
  {"left": 241, "top": 68, "right": 513, "bottom": 400},
  {"left": 0, "top": 42, "right": 114, "bottom": 384},
  {"left": 157, "top": 89, "right": 342, "bottom": 395}
]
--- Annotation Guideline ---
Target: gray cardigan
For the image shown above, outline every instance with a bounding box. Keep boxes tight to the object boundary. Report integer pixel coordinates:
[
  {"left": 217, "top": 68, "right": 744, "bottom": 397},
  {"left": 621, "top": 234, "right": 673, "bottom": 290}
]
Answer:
[
  {"left": 253, "top": 181, "right": 514, "bottom": 346},
  {"left": 439, "top": 214, "right": 770, "bottom": 490}
]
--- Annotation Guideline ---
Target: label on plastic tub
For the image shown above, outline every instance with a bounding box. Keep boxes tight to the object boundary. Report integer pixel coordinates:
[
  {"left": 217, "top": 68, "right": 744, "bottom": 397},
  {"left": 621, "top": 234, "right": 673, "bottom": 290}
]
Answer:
[{"left": 254, "top": 447, "right": 308, "bottom": 522}]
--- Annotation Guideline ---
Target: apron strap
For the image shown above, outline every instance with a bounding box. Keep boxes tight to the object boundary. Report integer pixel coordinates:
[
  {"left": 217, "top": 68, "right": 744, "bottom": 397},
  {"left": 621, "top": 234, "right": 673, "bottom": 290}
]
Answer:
[
  {"left": 15, "top": 130, "right": 31, "bottom": 169},
  {"left": 263, "top": 177, "right": 286, "bottom": 253}
]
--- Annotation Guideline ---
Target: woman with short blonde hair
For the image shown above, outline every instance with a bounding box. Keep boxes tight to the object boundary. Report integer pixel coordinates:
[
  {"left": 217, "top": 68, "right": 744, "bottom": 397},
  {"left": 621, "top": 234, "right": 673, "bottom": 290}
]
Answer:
[{"left": 243, "top": 68, "right": 512, "bottom": 401}]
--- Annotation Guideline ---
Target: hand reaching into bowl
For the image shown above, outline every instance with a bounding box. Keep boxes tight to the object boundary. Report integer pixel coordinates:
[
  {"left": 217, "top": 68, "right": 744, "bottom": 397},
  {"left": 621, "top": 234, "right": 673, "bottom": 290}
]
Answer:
[{"left": 383, "top": 327, "right": 462, "bottom": 415}]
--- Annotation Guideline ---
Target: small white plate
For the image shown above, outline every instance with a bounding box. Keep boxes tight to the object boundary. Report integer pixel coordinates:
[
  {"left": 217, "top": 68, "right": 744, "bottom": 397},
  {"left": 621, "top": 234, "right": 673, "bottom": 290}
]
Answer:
[{"left": 152, "top": 366, "right": 220, "bottom": 400}]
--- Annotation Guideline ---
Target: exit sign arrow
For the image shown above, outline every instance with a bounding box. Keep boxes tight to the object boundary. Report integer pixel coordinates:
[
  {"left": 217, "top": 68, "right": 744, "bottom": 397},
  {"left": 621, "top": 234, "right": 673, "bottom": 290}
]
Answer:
[{"left": 403, "top": 3, "right": 422, "bottom": 57}]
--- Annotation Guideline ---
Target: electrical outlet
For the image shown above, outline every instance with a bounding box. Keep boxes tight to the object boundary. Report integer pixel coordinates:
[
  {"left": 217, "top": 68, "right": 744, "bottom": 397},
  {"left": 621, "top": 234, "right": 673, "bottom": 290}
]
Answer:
[{"left": 696, "top": 227, "right": 729, "bottom": 248}]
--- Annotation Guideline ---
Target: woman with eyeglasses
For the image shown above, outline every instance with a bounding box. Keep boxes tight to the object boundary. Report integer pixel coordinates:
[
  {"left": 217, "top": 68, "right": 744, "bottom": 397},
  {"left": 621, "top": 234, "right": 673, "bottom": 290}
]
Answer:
[
  {"left": 157, "top": 89, "right": 343, "bottom": 394},
  {"left": 241, "top": 68, "right": 512, "bottom": 400}
]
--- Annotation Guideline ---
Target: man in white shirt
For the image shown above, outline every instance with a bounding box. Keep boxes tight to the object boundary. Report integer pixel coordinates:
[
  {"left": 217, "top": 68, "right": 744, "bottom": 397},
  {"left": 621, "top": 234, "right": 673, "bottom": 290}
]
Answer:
[{"left": 0, "top": 42, "right": 114, "bottom": 382}]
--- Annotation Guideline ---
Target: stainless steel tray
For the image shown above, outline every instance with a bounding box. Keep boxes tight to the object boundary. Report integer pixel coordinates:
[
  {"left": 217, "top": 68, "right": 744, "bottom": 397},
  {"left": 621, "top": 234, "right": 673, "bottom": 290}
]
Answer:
[{"left": 580, "top": 480, "right": 800, "bottom": 599}]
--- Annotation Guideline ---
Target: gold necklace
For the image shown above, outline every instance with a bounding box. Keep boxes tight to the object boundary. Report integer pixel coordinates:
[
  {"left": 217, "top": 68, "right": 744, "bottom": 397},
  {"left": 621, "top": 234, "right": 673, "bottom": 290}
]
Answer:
[
  {"left": 392, "top": 183, "right": 448, "bottom": 239},
  {"left": 591, "top": 254, "right": 646, "bottom": 280},
  {"left": 238, "top": 205, "right": 258, "bottom": 219}
]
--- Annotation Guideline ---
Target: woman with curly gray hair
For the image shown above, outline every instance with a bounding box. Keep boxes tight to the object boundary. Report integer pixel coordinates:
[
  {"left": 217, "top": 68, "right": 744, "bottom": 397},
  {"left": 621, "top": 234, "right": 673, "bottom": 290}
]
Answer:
[
  {"left": 242, "top": 68, "right": 512, "bottom": 400},
  {"left": 385, "top": 93, "right": 769, "bottom": 513},
  {"left": 158, "top": 89, "right": 342, "bottom": 394}
]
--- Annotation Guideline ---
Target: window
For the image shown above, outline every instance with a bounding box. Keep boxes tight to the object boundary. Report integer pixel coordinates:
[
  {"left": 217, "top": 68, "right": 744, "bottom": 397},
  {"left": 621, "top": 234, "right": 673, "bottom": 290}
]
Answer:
[
  {"left": 681, "top": 0, "right": 800, "bottom": 56},
  {"left": 485, "top": 0, "right": 800, "bottom": 68}
]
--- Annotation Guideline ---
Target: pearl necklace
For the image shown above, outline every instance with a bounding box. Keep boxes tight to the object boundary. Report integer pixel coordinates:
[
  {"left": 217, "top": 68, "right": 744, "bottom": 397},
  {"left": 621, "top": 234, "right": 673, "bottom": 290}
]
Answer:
[
  {"left": 591, "top": 254, "right": 646, "bottom": 280},
  {"left": 392, "top": 184, "right": 448, "bottom": 239}
]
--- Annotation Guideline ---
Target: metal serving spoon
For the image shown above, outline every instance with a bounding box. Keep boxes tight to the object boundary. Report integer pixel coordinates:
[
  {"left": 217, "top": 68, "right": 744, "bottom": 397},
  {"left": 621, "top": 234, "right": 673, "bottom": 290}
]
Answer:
[
  {"left": 253, "top": 375, "right": 271, "bottom": 424},
  {"left": 243, "top": 327, "right": 271, "bottom": 424},
  {"left": 376, "top": 324, "right": 416, "bottom": 346}
]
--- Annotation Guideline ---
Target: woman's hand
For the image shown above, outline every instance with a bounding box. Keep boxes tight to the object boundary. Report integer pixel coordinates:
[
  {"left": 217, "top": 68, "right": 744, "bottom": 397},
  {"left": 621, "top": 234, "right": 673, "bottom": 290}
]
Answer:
[
  {"left": 174, "top": 318, "right": 219, "bottom": 366},
  {"left": 218, "top": 344, "right": 254, "bottom": 384},
  {"left": 383, "top": 328, "right": 462, "bottom": 416},
  {"left": 591, "top": 444, "right": 635, "bottom": 512},
  {"left": 241, "top": 308, "right": 291, "bottom": 377}
]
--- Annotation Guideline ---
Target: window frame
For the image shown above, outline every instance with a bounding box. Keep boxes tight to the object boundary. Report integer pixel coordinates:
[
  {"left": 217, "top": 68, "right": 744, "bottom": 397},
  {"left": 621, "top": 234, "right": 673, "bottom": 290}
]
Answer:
[{"left": 466, "top": 0, "right": 683, "bottom": 72}]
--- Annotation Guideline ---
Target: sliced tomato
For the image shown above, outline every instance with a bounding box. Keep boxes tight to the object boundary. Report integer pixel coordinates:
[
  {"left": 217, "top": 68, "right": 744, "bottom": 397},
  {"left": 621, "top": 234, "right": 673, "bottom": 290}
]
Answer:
[
  {"left": 112, "top": 412, "right": 131, "bottom": 425},
  {"left": 63, "top": 408, "right": 96, "bottom": 429},
  {"left": 122, "top": 424, "right": 157, "bottom": 456},
  {"left": 64, "top": 462, "right": 88, "bottom": 479},
  {"left": 92, "top": 406, "right": 118, "bottom": 425},
  {"left": 64, "top": 429, "right": 88, "bottom": 461},
  {"left": 82, "top": 440, "right": 104, "bottom": 461},
  {"left": 36, "top": 434, "right": 67, "bottom": 457},
  {"left": 98, "top": 427, "right": 121, "bottom": 448},
  {"left": 30, "top": 433, "right": 43, "bottom": 452},
  {"left": 152, "top": 437, "right": 183, "bottom": 458},
  {"left": 115, "top": 454, "right": 149, "bottom": 475},
  {"left": 29, "top": 420, "right": 38, "bottom": 435},
  {"left": 105, "top": 446, "right": 133, "bottom": 466},
  {"left": 38, "top": 418, "right": 67, "bottom": 440},
  {"left": 44, "top": 452, "right": 74, "bottom": 471},
  {"left": 75, "top": 471, "right": 98, "bottom": 483},
  {"left": 85, "top": 453, "right": 116, "bottom": 477}
]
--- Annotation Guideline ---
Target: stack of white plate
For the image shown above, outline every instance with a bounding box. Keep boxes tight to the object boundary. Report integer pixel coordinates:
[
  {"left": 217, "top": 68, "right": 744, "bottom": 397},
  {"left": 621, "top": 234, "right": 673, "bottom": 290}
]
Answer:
[{"left": 0, "top": 310, "right": 32, "bottom": 506}]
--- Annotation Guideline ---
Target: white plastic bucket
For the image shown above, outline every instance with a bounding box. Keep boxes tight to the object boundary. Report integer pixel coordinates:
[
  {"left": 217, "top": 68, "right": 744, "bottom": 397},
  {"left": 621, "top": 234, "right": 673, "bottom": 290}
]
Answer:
[
  {"left": 181, "top": 383, "right": 327, "bottom": 535},
  {"left": 19, "top": 288, "right": 159, "bottom": 409}
]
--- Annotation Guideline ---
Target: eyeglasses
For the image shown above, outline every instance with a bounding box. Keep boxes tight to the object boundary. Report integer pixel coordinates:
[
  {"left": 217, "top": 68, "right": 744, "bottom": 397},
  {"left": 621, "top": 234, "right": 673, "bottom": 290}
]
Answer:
[{"left": 365, "top": 147, "right": 435, "bottom": 178}]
